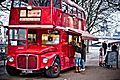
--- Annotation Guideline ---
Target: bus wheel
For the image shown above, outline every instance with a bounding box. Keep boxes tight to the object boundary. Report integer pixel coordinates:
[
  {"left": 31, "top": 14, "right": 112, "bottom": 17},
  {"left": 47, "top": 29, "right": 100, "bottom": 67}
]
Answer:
[
  {"left": 45, "top": 58, "right": 61, "bottom": 78},
  {"left": 6, "top": 65, "right": 21, "bottom": 76}
]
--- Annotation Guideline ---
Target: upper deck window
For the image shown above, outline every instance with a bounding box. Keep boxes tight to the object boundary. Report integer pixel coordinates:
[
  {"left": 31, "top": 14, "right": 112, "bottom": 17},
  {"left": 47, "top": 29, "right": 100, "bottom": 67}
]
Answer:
[
  {"left": 62, "top": 2, "right": 67, "bottom": 13},
  {"left": 73, "top": 7, "right": 77, "bottom": 16},
  {"left": 13, "top": 0, "right": 30, "bottom": 7},
  {"left": 53, "top": 0, "right": 60, "bottom": 8},
  {"left": 81, "top": 11, "right": 85, "bottom": 20},
  {"left": 13, "top": 0, "right": 50, "bottom": 7},
  {"left": 68, "top": 5, "right": 73, "bottom": 14},
  {"left": 32, "top": 0, "right": 50, "bottom": 6},
  {"left": 78, "top": 10, "right": 85, "bottom": 20}
]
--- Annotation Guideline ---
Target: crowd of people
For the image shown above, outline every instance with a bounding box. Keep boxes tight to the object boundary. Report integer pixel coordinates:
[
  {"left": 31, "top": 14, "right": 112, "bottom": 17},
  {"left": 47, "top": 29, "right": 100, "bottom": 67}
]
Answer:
[
  {"left": 70, "top": 39, "right": 86, "bottom": 73},
  {"left": 69, "top": 39, "right": 119, "bottom": 72},
  {"left": 99, "top": 41, "right": 119, "bottom": 69}
]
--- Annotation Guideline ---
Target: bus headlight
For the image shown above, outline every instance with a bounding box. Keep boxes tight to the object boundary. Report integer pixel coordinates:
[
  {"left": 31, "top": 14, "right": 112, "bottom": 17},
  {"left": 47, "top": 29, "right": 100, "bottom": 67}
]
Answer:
[
  {"left": 8, "top": 56, "right": 14, "bottom": 62},
  {"left": 43, "top": 58, "right": 48, "bottom": 63}
]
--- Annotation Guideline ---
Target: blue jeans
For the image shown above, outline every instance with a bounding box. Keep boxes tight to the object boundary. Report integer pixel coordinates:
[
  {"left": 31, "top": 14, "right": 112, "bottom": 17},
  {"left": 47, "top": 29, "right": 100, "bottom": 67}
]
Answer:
[
  {"left": 81, "top": 59, "right": 85, "bottom": 69},
  {"left": 75, "top": 57, "right": 81, "bottom": 67}
]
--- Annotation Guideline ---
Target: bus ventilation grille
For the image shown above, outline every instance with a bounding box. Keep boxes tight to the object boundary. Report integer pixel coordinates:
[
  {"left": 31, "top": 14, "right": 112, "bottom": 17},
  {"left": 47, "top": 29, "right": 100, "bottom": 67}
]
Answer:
[{"left": 17, "top": 55, "right": 37, "bottom": 69}]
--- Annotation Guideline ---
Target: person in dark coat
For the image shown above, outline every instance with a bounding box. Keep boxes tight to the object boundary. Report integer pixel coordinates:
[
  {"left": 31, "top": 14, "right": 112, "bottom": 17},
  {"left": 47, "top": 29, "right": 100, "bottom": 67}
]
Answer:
[
  {"left": 111, "top": 44, "right": 117, "bottom": 51},
  {"left": 105, "top": 43, "right": 119, "bottom": 69},
  {"left": 80, "top": 40, "right": 86, "bottom": 71},
  {"left": 102, "top": 41, "right": 107, "bottom": 55},
  {"left": 111, "top": 44, "right": 119, "bottom": 69},
  {"left": 108, "top": 43, "right": 111, "bottom": 50}
]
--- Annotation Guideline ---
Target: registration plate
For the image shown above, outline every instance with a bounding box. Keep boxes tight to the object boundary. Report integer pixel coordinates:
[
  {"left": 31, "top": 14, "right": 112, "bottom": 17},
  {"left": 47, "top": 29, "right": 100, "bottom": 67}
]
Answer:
[{"left": 22, "top": 70, "right": 33, "bottom": 73}]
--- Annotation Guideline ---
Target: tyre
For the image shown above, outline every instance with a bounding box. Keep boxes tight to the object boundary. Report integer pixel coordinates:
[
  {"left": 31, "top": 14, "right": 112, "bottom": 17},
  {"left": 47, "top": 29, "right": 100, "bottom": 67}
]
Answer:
[
  {"left": 45, "top": 58, "right": 61, "bottom": 78},
  {"left": 6, "top": 65, "right": 21, "bottom": 76}
]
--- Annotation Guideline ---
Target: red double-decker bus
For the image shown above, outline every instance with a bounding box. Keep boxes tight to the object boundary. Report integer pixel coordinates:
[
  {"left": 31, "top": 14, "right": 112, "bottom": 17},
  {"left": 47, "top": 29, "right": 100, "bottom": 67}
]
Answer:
[{"left": 6, "top": 0, "right": 96, "bottom": 77}]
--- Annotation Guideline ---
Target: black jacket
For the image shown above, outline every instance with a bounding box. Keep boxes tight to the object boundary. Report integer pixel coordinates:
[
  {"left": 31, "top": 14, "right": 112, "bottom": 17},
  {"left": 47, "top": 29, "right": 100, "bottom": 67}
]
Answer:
[
  {"left": 102, "top": 42, "right": 107, "bottom": 49},
  {"left": 75, "top": 46, "right": 81, "bottom": 53}
]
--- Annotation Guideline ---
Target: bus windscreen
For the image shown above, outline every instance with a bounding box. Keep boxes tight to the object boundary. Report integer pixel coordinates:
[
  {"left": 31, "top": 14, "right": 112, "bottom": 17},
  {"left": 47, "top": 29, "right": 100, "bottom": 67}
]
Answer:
[
  {"left": 13, "top": 0, "right": 50, "bottom": 7},
  {"left": 13, "top": 0, "right": 30, "bottom": 7},
  {"left": 32, "top": 0, "right": 50, "bottom": 6}
]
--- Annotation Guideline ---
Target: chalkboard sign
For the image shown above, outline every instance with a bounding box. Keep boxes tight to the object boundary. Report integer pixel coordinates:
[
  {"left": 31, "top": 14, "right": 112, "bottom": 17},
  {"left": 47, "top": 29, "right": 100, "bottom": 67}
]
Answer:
[{"left": 107, "top": 51, "right": 117, "bottom": 66}]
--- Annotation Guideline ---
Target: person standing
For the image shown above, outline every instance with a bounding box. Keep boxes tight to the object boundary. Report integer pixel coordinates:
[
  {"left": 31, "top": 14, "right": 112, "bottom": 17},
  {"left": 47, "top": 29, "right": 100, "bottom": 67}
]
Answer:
[
  {"left": 99, "top": 47, "right": 104, "bottom": 67},
  {"left": 74, "top": 42, "right": 82, "bottom": 72},
  {"left": 108, "top": 43, "right": 111, "bottom": 50},
  {"left": 111, "top": 43, "right": 117, "bottom": 51},
  {"left": 81, "top": 41, "right": 86, "bottom": 71},
  {"left": 102, "top": 41, "right": 107, "bottom": 55},
  {"left": 111, "top": 43, "right": 119, "bottom": 69}
]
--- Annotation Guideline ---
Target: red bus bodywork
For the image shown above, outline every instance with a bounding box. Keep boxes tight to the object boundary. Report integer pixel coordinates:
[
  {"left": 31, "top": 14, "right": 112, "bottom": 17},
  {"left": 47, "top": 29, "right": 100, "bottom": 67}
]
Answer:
[{"left": 6, "top": 0, "right": 95, "bottom": 77}]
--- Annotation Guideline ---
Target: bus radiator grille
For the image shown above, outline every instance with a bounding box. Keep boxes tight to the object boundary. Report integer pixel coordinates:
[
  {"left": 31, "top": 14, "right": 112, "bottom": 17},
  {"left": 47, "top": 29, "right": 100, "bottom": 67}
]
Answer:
[{"left": 17, "top": 55, "right": 37, "bottom": 69}]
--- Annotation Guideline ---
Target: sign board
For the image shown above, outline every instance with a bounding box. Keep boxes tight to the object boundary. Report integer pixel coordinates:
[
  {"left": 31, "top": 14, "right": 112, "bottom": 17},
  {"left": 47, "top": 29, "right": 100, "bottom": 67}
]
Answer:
[{"left": 107, "top": 51, "right": 117, "bottom": 66}]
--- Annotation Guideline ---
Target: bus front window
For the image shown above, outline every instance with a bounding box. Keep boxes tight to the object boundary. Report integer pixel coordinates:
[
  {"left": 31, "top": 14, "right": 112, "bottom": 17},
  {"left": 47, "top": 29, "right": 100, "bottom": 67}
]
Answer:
[
  {"left": 9, "top": 29, "right": 26, "bottom": 46},
  {"left": 13, "top": 0, "right": 30, "bottom": 7},
  {"left": 32, "top": 0, "right": 50, "bottom": 6}
]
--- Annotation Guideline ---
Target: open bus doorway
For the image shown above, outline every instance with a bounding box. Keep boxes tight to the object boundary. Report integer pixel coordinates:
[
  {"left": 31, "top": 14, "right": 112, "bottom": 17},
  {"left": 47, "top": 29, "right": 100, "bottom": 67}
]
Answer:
[{"left": 28, "top": 29, "right": 37, "bottom": 45}]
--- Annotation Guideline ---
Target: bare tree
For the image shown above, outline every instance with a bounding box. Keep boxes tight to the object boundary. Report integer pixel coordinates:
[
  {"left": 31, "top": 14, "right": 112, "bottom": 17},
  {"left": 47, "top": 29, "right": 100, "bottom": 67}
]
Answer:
[
  {"left": 71, "top": 0, "right": 117, "bottom": 52},
  {"left": 106, "top": 0, "right": 120, "bottom": 11},
  {"left": 0, "top": 0, "right": 10, "bottom": 11},
  {"left": 71, "top": 0, "right": 115, "bottom": 34},
  {"left": 0, "top": 0, "right": 6, "bottom": 3}
]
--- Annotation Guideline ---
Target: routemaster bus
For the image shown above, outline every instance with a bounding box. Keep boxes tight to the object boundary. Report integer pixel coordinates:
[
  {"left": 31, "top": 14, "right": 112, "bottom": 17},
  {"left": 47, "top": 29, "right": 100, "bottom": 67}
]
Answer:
[{"left": 6, "top": 0, "right": 96, "bottom": 77}]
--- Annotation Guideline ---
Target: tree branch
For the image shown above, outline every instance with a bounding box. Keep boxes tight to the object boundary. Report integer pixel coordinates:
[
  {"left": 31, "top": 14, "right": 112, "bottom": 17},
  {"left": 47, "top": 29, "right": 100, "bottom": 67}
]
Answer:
[{"left": 0, "top": 3, "right": 10, "bottom": 11}]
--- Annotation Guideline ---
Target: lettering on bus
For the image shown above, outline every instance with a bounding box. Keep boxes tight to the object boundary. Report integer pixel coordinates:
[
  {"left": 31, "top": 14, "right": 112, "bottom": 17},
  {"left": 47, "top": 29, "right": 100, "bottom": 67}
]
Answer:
[
  {"left": 28, "top": 10, "right": 41, "bottom": 17},
  {"left": 20, "top": 10, "right": 41, "bottom": 22},
  {"left": 20, "top": 18, "right": 40, "bottom": 21}
]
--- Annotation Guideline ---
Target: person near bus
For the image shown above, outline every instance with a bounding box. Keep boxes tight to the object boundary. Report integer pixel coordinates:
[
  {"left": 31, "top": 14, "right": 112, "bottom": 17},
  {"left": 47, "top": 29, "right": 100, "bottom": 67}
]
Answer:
[
  {"left": 111, "top": 43, "right": 119, "bottom": 69},
  {"left": 81, "top": 41, "right": 86, "bottom": 71},
  {"left": 74, "top": 42, "right": 82, "bottom": 72},
  {"left": 70, "top": 38, "right": 76, "bottom": 46},
  {"left": 102, "top": 41, "right": 107, "bottom": 55}
]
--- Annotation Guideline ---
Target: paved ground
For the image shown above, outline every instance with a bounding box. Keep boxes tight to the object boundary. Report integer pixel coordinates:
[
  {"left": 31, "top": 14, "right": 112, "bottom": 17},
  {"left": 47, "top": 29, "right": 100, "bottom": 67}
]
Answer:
[{"left": 0, "top": 47, "right": 120, "bottom": 80}]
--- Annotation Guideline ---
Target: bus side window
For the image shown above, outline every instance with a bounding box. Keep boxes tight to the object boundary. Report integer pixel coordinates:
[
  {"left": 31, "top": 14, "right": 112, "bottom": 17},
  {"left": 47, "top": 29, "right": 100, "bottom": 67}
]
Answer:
[
  {"left": 53, "top": 0, "right": 60, "bottom": 8},
  {"left": 62, "top": 2, "right": 67, "bottom": 13}
]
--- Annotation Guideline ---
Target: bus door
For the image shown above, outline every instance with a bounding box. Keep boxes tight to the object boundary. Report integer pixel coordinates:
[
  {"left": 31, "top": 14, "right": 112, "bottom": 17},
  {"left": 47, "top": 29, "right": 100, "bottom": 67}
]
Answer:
[
  {"left": 28, "top": 29, "right": 37, "bottom": 45},
  {"left": 68, "top": 35, "right": 77, "bottom": 67},
  {"left": 61, "top": 32, "right": 69, "bottom": 69}
]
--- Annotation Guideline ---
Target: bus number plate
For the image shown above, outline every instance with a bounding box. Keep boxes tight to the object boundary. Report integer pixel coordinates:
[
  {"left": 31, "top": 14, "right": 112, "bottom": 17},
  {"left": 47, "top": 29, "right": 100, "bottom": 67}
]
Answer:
[{"left": 22, "top": 70, "right": 33, "bottom": 73}]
